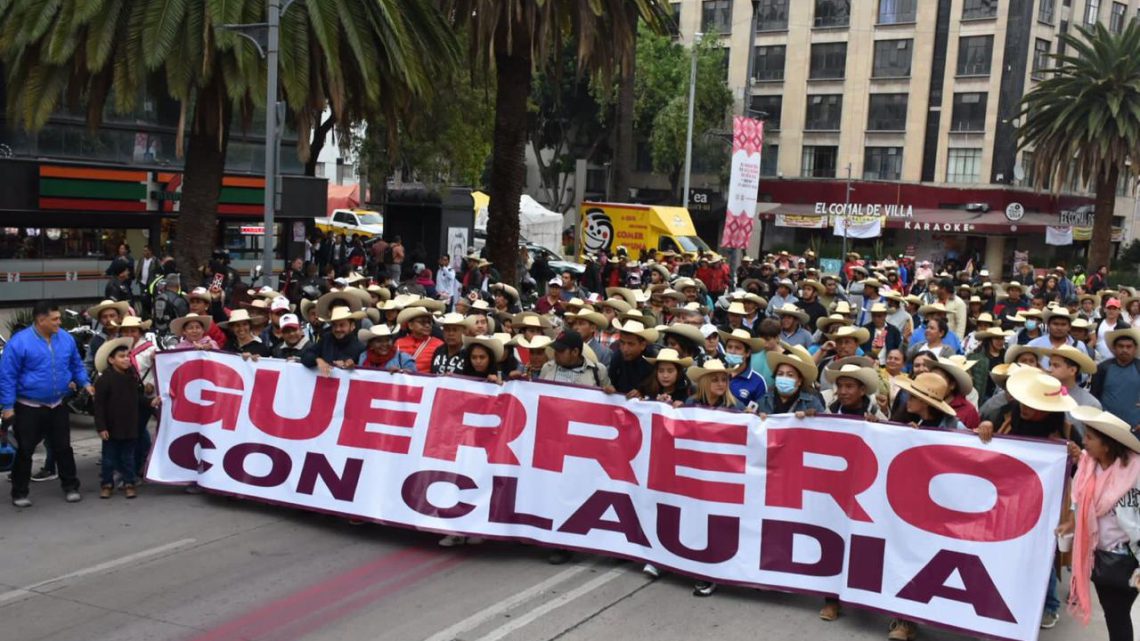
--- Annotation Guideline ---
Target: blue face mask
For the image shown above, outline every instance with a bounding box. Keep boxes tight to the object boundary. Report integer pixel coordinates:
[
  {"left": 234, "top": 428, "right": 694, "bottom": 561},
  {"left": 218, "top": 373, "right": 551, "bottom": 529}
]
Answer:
[
  {"left": 775, "top": 375, "right": 798, "bottom": 395},
  {"left": 724, "top": 353, "right": 745, "bottom": 367},
  {"left": 1026, "top": 320, "right": 1039, "bottom": 331}
]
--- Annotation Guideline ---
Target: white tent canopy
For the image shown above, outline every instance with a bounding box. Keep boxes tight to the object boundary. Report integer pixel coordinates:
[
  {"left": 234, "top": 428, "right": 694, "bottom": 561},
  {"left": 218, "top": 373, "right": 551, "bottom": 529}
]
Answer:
[{"left": 473, "top": 192, "right": 563, "bottom": 254}]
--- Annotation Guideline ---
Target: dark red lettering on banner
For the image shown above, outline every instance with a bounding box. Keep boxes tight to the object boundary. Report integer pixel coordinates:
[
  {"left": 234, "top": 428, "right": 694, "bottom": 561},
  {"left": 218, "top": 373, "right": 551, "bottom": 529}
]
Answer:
[
  {"left": 338, "top": 379, "right": 423, "bottom": 454},
  {"left": 558, "top": 490, "right": 650, "bottom": 546},
  {"left": 423, "top": 389, "right": 526, "bottom": 464},
  {"left": 656, "top": 504, "right": 739, "bottom": 563},
  {"left": 489, "top": 476, "right": 554, "bottom": 530},
  {"left": 248, "top": 370, "right": 340, "bottom": 440},
  {"left": 533, "top": 397, "right": 642, "bottom": 484},
  {"left": 402, "top": 470, "right": 477, "bottom": 518},
  {"left": 887, "top": 445, "right": 1042, "bottom": 542},
  {"left": 169, "top": 360, "right": 244, "bottom": 430},
  {"left": 896, "top": 550, "right": 1015, "bottom": 623},
  {"left": 648, "top": 415, "right": 746, "bottom": 504},
  {"left": 848, "top": 535, "right": 887, "bottom": 592},
  {"left": 295, "top": 453, "right": 364, "bottom": 502},
  {"left": 765, "top": 429, "right": 877, "bottom": 522},
  {"left": 168, "top": 432, "right": 215, "bottom": 472},
  {"left": 759, "top": 519, "right": 844, "bottom": 576},
  {"left": 223, "top": 443, "right": 292, "bottom": 487}
]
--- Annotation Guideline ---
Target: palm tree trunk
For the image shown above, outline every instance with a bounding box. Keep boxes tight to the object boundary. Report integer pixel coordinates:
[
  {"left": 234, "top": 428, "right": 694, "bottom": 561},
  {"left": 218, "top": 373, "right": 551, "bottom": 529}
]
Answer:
[
  {"left": 1089, "top": 165, "right": 1120, "bottom": 275},
  {"left": 487, "top": 49, "right": 531, "bottom": 286},
  {"left": 610, "top": 4, "right": 639, "bottom": 201},
  {"left": 304, "top": 113, "right": 337, "bottom": 177},
  {"left": 175, "top": 86, "right": 232, "bottom": 288}
]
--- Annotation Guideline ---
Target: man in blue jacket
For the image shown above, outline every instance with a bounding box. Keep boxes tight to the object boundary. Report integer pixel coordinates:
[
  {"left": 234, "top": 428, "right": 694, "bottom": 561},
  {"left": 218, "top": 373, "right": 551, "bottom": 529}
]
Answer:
[{"left": 0, "top": 301, "right": 92, "bottom": 507}]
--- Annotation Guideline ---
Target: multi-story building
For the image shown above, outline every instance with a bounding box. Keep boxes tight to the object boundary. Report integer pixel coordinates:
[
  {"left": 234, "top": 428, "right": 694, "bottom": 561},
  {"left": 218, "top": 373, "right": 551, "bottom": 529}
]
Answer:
[{"left": 652, "top": 0, "right": 1140, "bottom": 276}]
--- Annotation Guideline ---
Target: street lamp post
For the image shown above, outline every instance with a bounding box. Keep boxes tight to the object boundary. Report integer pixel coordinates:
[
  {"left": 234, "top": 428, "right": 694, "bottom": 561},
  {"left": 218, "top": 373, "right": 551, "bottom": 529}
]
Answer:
[{"left": 682, "top": 32, "right": 702, "bottom": 210}]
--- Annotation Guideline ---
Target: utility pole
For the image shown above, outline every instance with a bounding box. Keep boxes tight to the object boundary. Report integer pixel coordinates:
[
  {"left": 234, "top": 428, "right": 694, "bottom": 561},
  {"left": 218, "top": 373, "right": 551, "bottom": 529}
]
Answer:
[
  {"left": 842, "top": 163, "right": 852, "bottom": 259},
  {"left": 261, "top": 0, "right": 281, "bottom": 280},
  {"left": 682, "top": 32, "right": 702, "bottom": 209}
]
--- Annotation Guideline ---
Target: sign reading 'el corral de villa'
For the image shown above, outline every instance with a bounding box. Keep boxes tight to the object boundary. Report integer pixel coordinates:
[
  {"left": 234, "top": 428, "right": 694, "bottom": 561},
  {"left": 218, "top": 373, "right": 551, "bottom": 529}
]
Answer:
[{"left": 814, "top": 202, "right": 915, "bottom": 218}]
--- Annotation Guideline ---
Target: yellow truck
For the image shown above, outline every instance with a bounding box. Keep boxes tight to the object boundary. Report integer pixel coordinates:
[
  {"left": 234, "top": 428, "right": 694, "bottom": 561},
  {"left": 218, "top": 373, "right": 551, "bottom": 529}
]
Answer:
[{"left": 578, "top": 201, "right": 710, "bottom": 258}]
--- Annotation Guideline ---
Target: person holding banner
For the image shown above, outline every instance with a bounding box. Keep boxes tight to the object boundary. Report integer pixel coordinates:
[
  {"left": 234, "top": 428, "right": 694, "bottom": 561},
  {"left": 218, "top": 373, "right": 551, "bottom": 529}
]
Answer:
[
  {"left": 357, "top": 326, "right": 416, "bottom": 372},
  {"left": 758, "top": 349, "right": 823, "bottom": 417},
  {"left": 458, "top": 335, "right": 505, "bottom": 384},
  {"left": 300, "top": 307, "right": 365, "bottom": 376},
  {"left": 635, "top": 348, "right": 692, "bottom": 406},
  {"left": 393, "top": 307, "right": 443, "bottom": 374}
]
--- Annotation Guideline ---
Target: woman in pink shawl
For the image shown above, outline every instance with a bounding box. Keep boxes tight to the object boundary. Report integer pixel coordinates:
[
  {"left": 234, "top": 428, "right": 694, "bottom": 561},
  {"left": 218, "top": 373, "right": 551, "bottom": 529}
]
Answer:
[
  {"left": 171, "top": 314, "right": 219, "bottom": 351},
  {"left": 1059, "top": 408, "right": 1140, "bottom": 641}
]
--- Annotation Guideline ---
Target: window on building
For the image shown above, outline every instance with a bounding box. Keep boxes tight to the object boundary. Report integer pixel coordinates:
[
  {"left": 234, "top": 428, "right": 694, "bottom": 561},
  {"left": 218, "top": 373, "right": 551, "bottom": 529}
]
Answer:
[
  {"left": 867, "top": 94, "right": 908, "bottom": 131},
  {"left": 877, "top": 0, "right": 917, "bottom": 24},
  {"left": 814, "top": 0, "right": 850, "bottom": 27},
  {"left": 864, "top": 147, "right": 903, "bottom": 180},
  {"left": 957, "top": 35, "right": 994, "bottom": 76},
  {"left": 1085, "top": 0, "right": 1100, "bottom": 25},
  {"left": 962, "top": 0, "right": 998, "bottom": 20},
  {"left": 750, "top": 95, "right": 783, "bottom": 129},
  {"left": 701, "top": 0, "right": 732, "bottom": 34},
  {"left": 1111, "top": 2, "right": 1127, "bottom": 32},
  {"left": 666, "top": 2, "right": 681, "bottom": 35},
  {"left": 810, "top": 42, "right": 847, "bottom": 79},
  {"left": 951, "top": 92, "right": 988, "bottom": 131},
  {"left": 719, "top": 47, "right": 731, "bottom": 80},
  {"left": 1032, "top": 39, "right": 1051, "bottom": 79},
  {"left": 872, "top": 39, "right": 913, "bottom": 77},
  {"left": 805, "top": 94, "right": 843, "bottom": 130},
  {"left": 946, "top": 148, "right": 983, "bottom": 184},
  {"left": 757, "top": 0, "right": 789, "bottom": 31},
  {"left": 753, "top": 46, "right": 786, "bottom": 81},
  {"left": 761, "top": 145, "right": 779, "bottom": 176},
  {"left": 1021, "top": 151, "right": 1037, "bottom": 188},
  {"left": 802, "top": 146, "right": 839, "bottom": 177},
  {"left": 1039, "top": 0, "right": 1056, "bottom": 23}
]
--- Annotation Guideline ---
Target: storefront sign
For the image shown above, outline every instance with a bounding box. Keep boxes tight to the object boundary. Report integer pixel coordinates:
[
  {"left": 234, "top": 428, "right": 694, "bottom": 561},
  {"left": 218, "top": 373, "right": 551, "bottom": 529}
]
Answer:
[
  {"left": 1004, "top": 203, "right": 1024, "bottom": 222},
  {"left": 902, "top": 221, "right": 977, "bottom": 233},
  {"left": 688, "top": 188, "right": 718, "bottom": 214},
  {"left": 815, "top": 202, "right": 914, "bottom": 219},
  {"left": 240, "top": 225, "right": 266, "bottom": 235},
  {"left": 1059, "top": 209, "right": 1093, "bottom": 226},
  {"left": 775, "top": 213, "right": 828, "bottom": 229}
]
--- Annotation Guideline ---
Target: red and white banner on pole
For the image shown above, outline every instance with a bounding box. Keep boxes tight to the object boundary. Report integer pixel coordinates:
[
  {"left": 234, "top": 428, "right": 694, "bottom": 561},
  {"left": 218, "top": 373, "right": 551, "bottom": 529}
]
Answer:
[
  {"left": 719, "top": 116, "right": 763, "bottom": 249},
  {"left": 148, "top": 351, "right": 1066, "bottom": 641}
]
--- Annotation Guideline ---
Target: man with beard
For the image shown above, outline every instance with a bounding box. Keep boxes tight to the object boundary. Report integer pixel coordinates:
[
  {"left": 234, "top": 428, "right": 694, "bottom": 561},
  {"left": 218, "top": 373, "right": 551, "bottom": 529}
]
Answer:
[
  {"left": 301, "top": 307, "right": 365, "bottom": 376},
  {"left": 797, "top": 279, "right": 828, "bottom": 328}
]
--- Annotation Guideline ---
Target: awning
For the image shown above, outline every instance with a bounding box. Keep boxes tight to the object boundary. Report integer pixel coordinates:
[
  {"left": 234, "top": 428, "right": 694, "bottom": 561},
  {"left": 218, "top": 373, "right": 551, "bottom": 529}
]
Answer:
[{"left": 759, "top": 204, "right": 1061, "bottom": 233}]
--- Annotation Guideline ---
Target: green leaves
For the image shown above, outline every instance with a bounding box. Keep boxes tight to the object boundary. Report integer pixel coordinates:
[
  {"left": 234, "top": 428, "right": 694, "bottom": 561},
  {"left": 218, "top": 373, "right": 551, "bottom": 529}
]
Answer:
[{"left": 142, "top": 0, "right": 188, "bottom": 68}]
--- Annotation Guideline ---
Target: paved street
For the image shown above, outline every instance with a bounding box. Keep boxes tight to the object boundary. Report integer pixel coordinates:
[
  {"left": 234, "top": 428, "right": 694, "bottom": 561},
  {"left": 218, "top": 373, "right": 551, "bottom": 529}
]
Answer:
[{"left": 0, "top": 421, "right": 1117, "bottom": 641}]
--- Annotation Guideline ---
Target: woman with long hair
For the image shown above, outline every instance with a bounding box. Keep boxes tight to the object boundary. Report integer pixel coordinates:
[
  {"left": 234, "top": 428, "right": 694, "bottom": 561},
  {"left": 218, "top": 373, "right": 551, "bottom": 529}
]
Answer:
[
  {"left": 637, "top": 348, "right": 693, "bottom": 405},
  {"left": 906, "top": 317, "right": 954, "bottom": 362}
]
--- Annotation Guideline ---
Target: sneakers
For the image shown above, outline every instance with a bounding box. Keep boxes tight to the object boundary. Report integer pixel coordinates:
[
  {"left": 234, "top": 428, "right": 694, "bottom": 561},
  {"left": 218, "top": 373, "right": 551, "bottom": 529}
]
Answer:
[
  {"left": 100, "top": 485, "right": 113, "bottom": 499},
  {"left": 1040, "top": 611, "right": 1060, "bottom": 629},
  {"left": 642, "top": 563, "right": 660, "bottom": 579},
  {"left": 124, "top": 485, "right": 137, "bottom": 499},
  {"left": 547, "top": 550, "right": 572, "bottom": 565},
  {"left": 819, "top": 600, "right": 841, "bottom": 621},
  {"left": 438, "top": 535, "right": 466, "bottom": 547},
  {"left": 31, "top": 468, "right": 57, "bottom": 482},
  {"left": 12, "top": 496, "right": 31, "bottom": 507},
  {"left": 64, "top": 491, "right": 82, "bottom": 503},
  {"left": 887, "top": 619, "right": 918, "bottom": 641},
  {"left": 692, "top": 581, "right": 717, "bottom": 597}
]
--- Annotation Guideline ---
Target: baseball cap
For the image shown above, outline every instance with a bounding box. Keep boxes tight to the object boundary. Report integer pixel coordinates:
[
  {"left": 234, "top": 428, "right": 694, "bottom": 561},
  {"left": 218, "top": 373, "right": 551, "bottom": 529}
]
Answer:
[
  {"left": 279, "top": 313, "right": 300, "bottom": 329},
  {"left": 270, "top": 296, "right": 292, "bottom": 312},
  {"left": 1106, "top": 297, "right": 1122, "bottom": 308},
  {"left": 548, "top": 277, "right": 563, "bottom": 288},
  {"left": 551, "top": 330, "right": 583, "bottom": 351}
]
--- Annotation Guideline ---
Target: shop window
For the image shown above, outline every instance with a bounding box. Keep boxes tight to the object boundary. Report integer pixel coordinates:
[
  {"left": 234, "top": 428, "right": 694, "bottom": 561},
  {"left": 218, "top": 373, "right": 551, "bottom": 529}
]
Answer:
[
  {"left": 805, "top": 94, "right": 843, "bottom": 130},
  {"left": 802, "top": 145, "right": 838, "bottom": 177},
  {"left": 753, "top": 45, "right": 786, "bottom": 81},
  {"left": 946, "top": 148, "right": 982, "bottom": 184},
  {"left": 873, "top": 39, "right": 913, "bottom": 78},
  {"left": 867, "top": 94, "right": 908, "bottom": 131},
  {"left": 757, "top": 0, "right": 789, "bottom": 31},
  {"left": 761, "top": 144, "right": 780, "bottom": 176},
  {"left": 0, "top": 227, "right": 121, "bottom": 260},
  {"left": 962, "top": 0, "right": 997, "bottom": 20},
  {"left": 810, "top": 42, "right": 847, "bottom": 79},
  {"left": 1032, "top": 39, "right": 1051, "bottom": 79},
  {"left": 701, "top": 0, "right": 732, "bottom": 34},
  {"left": 957, "top": 36, "right": 993, "bottom": 76},
  {"left": 878, "top": 0, "right": 917, "bottom": 24},
  {"left": 814, "top": 0, "right": 850, "bottom": 28},
  {"left": 951, "top": 92, "right": 988, "bottom": 132},
  {"left": 864, "top": 147, "right": 903, "bottom": 181},
  {"left": 1111, "top": 2, "right": 1126, "bottom": 32},
  {"left": 750, "top": 95, "right": 783, "bottom": 129}
]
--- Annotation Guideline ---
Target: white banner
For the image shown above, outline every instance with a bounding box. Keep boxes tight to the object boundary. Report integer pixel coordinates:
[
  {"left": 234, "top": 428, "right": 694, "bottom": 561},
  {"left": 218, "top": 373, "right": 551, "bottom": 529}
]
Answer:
[
  {"left": 720, "top": 116, "right": 763, "bottom": 249},
  {"left": 148, "top": 351, "right": 1067, "bottom": 641},
  {"left": 1045, "top": 226, "right": 1073, "bottom": 246},
  {"left": 833, "top": 215, "right": 883, "bottom": 239}
]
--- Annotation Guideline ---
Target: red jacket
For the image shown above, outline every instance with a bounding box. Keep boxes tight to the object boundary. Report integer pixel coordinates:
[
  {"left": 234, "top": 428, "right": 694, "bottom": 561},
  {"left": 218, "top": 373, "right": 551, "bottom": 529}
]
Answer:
[
  {"left": 949, "top": 394, "right": 980, "bottom": 430},
  {"left": 695, "top": 266, "right": 726, "bottom": 293}
]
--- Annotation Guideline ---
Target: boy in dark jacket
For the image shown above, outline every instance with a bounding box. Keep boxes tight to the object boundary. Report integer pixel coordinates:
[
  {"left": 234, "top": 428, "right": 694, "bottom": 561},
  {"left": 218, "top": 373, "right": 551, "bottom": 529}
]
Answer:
[{"left": 94, "top": 339, "right": 140, "bottom": 499}]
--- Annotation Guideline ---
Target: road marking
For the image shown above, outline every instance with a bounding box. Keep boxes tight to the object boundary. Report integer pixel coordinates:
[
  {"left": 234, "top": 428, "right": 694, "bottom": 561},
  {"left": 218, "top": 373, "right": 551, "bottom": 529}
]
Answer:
[
  {"left": 471, "top": 568, "right": 630, "bottom": 641},
  {"left": 422, "top": 564, "right": 593, "bottom": 641},
  {"left": 0, "top": 537, "right": 197, "bottom": 606}
]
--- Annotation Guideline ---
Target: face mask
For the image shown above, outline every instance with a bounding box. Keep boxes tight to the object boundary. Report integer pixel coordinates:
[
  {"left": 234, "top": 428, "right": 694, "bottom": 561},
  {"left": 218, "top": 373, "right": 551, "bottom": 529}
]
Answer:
[
  {"left": 724, "top": 353, "right": 745, "bottom": 367},
  {"left": 775, "top": 376, "right": 798, "bottom": 395},
  {"left": 1026, "top": 320, "right": 1039, "bottom": 331}
]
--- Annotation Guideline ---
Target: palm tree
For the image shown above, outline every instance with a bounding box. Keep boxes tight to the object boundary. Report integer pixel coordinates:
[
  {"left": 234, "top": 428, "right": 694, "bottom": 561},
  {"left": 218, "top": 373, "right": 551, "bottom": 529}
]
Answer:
[
  {"left": 447, "top": 0, "right": 667, "bottom": 285},
  {"left": 1019, "top": 22, "right": 1140, "bottom": 274},
  {"left": 0, "top": 0, "right": 456, "bottom": 284}
]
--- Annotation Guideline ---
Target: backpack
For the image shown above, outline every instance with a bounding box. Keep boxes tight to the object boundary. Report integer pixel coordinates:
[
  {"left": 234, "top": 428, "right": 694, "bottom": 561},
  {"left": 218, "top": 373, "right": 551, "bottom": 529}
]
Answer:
[{"left": 0, "top": 418, "right": 14, "bottom": 472}]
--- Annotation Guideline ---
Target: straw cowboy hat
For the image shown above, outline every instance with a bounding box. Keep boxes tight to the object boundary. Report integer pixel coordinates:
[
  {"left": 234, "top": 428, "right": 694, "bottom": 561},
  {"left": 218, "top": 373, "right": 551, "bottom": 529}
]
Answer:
[
  {"left": 943, "top": 354, "right": 977, "bottom": 371},
  {"left": 1006, "top": 369, "right": 1079, "bottom": 414},
  {"left": 926, "top": 357, "right": 974, "bottom": 395},
  {"left": 801, "top": 279, "right": 826, "bottom": 295},
  {"left": 816, "top": 314, "right": 852, "bottom": 333},
  {"left": 1019, "top": 308, "right": 1044, "bottom": 319},
  {"left": 645, "top": 347, "right": 694, "bottom": 368},
  {"left": 867, "top": 302, "right": 890, "bottom": 314},
  {"left": 974, "top": 327, "right": 1012, "bottom": 341},
  {"left": 989, "top": 362, "right": 1029, "bottom": 388},
  {"left": 1078, "top": 293, "right": 1101, "bottom": 306},
  {"left": 564, "top": 297, "right": 594, "bottom": 313},
  {"left": 565, "top": 310, "right": 608, "bottom": 332},
  {"left": 1044, "top": 344, "right": 1097, "bottom": 374},
  {"left": 1107, "top": 327, "right": 1140, "bottom": 346},
  {"left": 827, "top": 325, "right": 871, "bottom": 345},
  {"left": 903, "top": 295, "right": 923, "bottom": 307},
  {"left": 396, "top": 306, "right": 433, "bottom": 326},
  {"left": 606, "top": 287, "right": 642, "bottom": 307},
  {"left": 831, "top": 300, "right": 855, "bottom": 316},
  {"left": 437, "top": 312, "right": 475, "bottom": 329},
  {"left": 894, "top": 372, "right": 956, "bottom": 416},
  {"left": 726, "top": 301, "right": 749, "bottom": 316},
  {"left": 660, "top": 323, "right": 706, "bottom": 347},
  {"left": 358, "top": 325, "right": 398, "bottom": 344},
  {"left": 975, "top": 312, "right": 996, "bottom": 325},
  {"left": 1003, "top": 345, "right": 1040, "bottom": 365},
  {"left": 170, "top": 313, "right": 213, "bottom": 336},
  {"left": 490, "top": 283, "right": 520, "bottom": 302},
  {"left": 462, "top": 335, "right": 506, "bottom": 363},
  {"left": 718, "top": 328, "right": 765, "bottom": 352},
  {"left": 86, "top": 299, "right": 130, "bottom": 319},
  {"left": 613, "top": 319, "right": 659, "bottom": 343},
  {"left": 321, "top": 306, "right": 365, "bottom": 323},
  {"left": 513, "top": 313, "right": 554, "bottom": 330},
  {"left": 249, "top": 285, "right": 282, "bottom": 300},
  {"left": 648, "top": 263, "right": 671, "bottom": 282},
  {"left": 117, "top": 315, "right": 152, "bottom": 330},
  {"left": 773, "top": 303, "right": 809, "bottom": 324},
  {"left": 186, "top": 287, "right": 215, "bottom": 304},
  {"left": 918, "top": 302, "right": 948, "bottom": 317},
  {"left": 518, "top": 335, "right": 554, "bottom": 350},
  {"left": 1071, "top": 407, "right": 1140, "bottom": 454},
  {"left": 94, "top": 337, "right": 134, "bottom": 373},
  {"left": 366, "top": 284, "right": 392, "bottom": 302},
  {"left": 686, "top": 359, "right": 733, "bottom": 384},
  {"left": 411, "top": 296, "right": 447, "bottom": 313},
  {"left": 861, "top": 278, "right": 883, "bottom": 289},
  {"left": 1042, "top": 307, "right": 1073, "bottom": 324},
  {"left": 598, "top": 297, "right": 633, "bottom": 314},
  {"left": 315, "top": 290, "right": 365, "bottom": 320},
  {"left": 824, "top": 363, "right": 880, "bottom": 392},
  {"left": 217, "top": 309, "right": 256, "bottom": 328},
  {"left": 767, "top": 349, "right": 818, "bottom": 383},
  {"left": 1071, "top": 318, "right": 1093, "bottom": 331}
]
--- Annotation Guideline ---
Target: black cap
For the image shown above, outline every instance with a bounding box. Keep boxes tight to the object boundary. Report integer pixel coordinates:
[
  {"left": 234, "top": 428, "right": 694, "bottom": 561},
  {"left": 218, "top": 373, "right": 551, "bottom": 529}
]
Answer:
[{"left": 552, "top": 330, "right": 583, "bottom": 352}]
